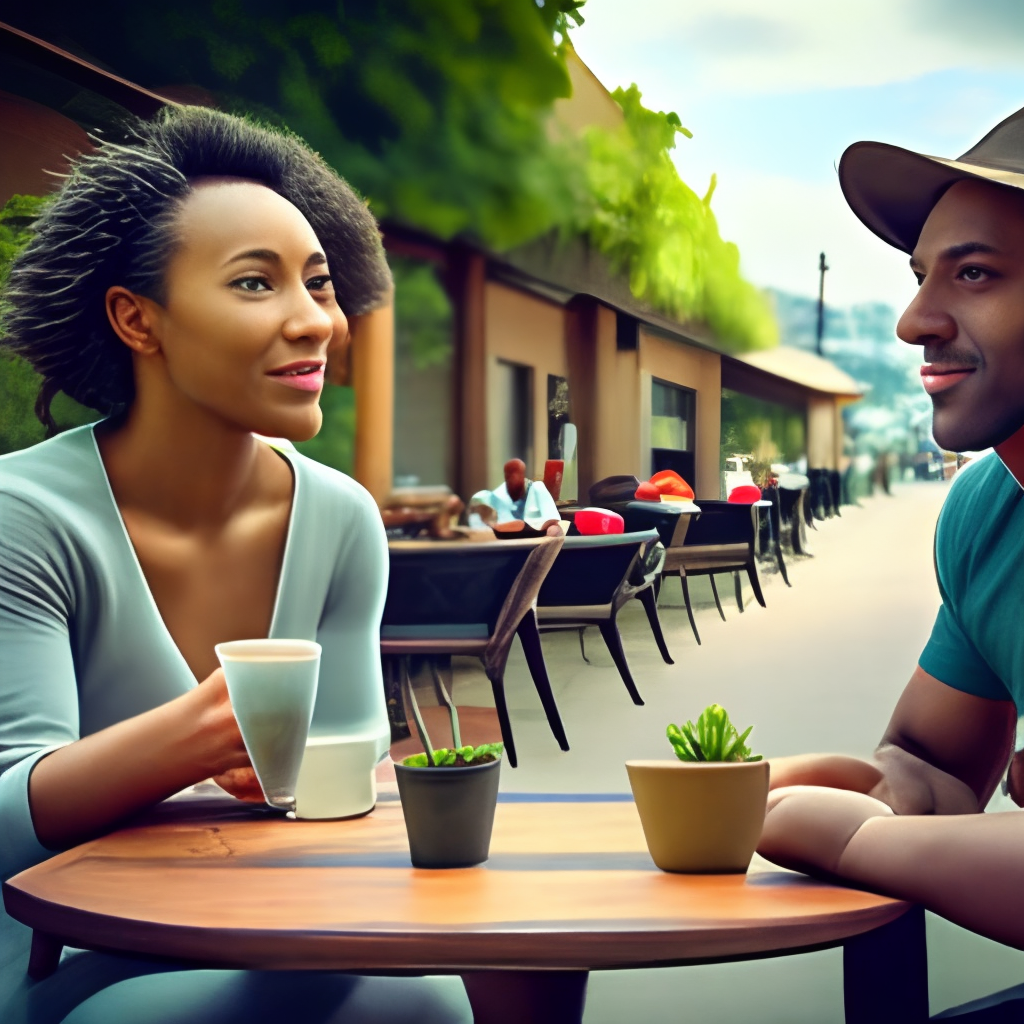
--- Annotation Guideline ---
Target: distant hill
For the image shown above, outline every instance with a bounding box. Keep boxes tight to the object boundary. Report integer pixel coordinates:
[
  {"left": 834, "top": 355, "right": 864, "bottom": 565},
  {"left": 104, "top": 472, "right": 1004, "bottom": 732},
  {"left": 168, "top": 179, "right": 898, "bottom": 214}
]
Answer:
[{"left": 766, "top": 288, "right": 924, "bottom": 410}]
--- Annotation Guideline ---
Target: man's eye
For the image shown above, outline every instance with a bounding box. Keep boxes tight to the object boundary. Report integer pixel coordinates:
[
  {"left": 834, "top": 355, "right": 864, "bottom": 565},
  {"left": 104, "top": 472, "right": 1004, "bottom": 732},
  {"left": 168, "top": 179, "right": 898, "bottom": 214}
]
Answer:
[
  {"left": 232, "top": 276, "right": 269, "bottom": 292},
  {"left": 960, "top": 266, "right": 988, "bottom": 282}
]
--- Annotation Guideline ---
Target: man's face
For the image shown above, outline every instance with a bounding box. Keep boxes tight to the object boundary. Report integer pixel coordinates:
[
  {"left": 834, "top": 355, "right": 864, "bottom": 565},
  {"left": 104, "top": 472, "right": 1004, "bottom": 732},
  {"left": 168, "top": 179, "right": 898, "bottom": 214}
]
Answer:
[
  {"left": 504, "top": 459, "right": 527, "bottom": 500},
  {"left": 898, "top": 179, "right": 1024, "bottom": 452}
]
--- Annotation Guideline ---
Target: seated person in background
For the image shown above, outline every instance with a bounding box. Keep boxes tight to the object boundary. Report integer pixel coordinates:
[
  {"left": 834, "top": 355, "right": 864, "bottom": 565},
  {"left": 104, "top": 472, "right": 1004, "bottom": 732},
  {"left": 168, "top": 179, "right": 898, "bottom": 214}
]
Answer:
[{"left": 468, "top": 458, "right": 559, "bottom": 528}]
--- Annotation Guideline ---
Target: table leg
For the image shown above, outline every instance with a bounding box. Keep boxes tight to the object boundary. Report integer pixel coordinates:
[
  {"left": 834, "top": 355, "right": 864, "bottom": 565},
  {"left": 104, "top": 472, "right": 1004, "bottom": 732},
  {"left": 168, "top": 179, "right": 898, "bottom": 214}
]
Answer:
[
  {"left": 28, "top": 930, "right": 63, "bottom": 980},
  {"left": 462, "top": 970, "right": 589, "bottom": 1024},
  {"left": 843, "top": 905, "right": 927, "bottom": 1024}
]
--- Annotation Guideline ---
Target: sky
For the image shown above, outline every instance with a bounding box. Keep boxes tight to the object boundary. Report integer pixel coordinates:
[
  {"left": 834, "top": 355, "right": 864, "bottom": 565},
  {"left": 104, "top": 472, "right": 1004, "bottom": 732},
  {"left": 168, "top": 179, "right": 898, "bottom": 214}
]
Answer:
[{"left": 571, "top": 0, "right": 1024, "bottom": 317}]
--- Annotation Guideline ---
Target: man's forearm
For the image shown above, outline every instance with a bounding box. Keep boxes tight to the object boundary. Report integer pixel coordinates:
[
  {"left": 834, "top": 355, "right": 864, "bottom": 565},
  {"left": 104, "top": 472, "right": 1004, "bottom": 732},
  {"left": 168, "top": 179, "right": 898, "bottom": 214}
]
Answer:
[{"left": 840, "top": 811, "right": 1024, "bottom": 950}]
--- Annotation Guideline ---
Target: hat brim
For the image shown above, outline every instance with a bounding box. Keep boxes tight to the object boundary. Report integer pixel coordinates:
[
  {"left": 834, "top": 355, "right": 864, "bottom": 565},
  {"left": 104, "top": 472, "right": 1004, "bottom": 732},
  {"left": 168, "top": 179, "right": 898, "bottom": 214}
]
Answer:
[{"left": 839, "top": 142, "right": 1024, "bottom": 254}]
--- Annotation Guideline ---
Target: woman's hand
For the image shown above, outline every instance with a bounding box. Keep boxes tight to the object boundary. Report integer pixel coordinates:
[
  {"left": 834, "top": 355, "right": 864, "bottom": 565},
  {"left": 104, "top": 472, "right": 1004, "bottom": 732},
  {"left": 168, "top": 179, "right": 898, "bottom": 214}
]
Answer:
[
  {"left": 189, "top": 667, "right": 252, "bottom": 779},
  {"left": 212, "top": 767, "right": 265, "bottom": 803},
  {"left": 758, "top": 785, "right": 894, "bottom": 879}
]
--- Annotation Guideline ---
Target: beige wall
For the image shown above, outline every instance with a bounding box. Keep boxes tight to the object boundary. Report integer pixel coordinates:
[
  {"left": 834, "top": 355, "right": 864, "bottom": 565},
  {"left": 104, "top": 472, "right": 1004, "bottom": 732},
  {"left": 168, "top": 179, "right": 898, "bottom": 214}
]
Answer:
[
  {"left": 639, "top": 330, "right": 722, "bottom": 498},
  {"left": 807, "top": 396, "right": 838, "bottom": 470},
  {"left": 484, "top": 282, "right": 567, "bottom": 484}
]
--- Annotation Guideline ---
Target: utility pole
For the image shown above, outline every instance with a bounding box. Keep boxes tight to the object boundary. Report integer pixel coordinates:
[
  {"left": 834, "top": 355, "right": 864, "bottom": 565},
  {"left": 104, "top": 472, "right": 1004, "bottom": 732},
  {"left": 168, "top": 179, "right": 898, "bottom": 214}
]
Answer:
[{"left": 816, "top": 251, "right": 829, "bottom": 356}]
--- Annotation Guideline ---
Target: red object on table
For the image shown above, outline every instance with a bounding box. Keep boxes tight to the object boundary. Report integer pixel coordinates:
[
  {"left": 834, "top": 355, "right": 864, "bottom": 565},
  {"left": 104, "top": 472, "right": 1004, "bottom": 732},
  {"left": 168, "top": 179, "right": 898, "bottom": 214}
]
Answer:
[
  {"left": 728, "top": 485, "right": 762, "bottom": 504},
  {"left": 544, "top": 460, "right": 564, "bottom": 501},
  {"left": 649, "top": 470, "right": 694, "bottom": 499},
  {"left": 634, "top": 482, "right": 661, "bottom": 501},
  {"left": 574, "top": 507, "right": 624, "bottom": 535}
]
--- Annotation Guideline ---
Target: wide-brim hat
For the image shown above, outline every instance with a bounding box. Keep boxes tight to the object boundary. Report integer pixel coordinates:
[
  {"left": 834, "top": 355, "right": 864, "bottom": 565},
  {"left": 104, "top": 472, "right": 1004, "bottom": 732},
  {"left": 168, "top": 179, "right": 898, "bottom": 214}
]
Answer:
[{"left": 840, "top": 106, "right": 1024, "bottom": 254}]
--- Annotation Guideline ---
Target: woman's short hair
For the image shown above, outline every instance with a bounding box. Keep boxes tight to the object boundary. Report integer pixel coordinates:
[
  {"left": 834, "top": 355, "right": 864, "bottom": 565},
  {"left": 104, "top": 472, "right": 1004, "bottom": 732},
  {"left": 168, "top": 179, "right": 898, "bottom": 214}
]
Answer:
[{"left": 0, "top": 105, "right": 392, "bottom": 428}]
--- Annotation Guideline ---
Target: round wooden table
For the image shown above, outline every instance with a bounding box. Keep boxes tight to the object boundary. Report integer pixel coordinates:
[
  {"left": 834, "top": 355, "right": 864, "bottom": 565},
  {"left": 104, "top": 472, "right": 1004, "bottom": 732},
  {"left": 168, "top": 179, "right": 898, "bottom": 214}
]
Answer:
[{"left": 3, "top": 789, "right": 927, "bottom": 1023}]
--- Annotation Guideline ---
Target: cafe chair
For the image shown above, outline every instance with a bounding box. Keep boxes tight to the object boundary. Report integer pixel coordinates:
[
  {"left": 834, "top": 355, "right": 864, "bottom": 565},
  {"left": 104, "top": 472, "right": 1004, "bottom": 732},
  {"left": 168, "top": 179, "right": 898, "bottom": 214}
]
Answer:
[
  {"left": 662, "top": 500, "right": 766, "bottom": 646},
  {"left": 381, "top": 535, "right": 566, "bottom": 768},
  {"left": 536, "top": 529, "right": 663, "bottom": 706}
]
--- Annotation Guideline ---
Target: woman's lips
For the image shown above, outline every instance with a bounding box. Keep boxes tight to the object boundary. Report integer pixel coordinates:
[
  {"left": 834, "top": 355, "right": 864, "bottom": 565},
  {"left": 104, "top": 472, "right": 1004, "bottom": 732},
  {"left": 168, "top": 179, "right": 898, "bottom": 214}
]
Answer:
[
  {"left": 921, "top": 366, "right": 975, "bottom": 396},
  {"left": 267, "top": 364, "right": 325, "bottom": 392}
]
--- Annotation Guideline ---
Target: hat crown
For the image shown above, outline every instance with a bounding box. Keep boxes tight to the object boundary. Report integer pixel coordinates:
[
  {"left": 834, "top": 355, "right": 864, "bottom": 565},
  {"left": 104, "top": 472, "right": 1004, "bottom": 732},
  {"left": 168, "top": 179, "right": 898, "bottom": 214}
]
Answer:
[{"left": 960, "top": 107, "right": 1024, "bottom": 173}]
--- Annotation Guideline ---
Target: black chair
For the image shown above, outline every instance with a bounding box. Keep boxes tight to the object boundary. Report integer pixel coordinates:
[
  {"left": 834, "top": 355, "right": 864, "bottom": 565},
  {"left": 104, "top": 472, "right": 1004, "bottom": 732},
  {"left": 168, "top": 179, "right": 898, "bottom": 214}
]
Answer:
[
  {"left": 757, "top": 485, "right": 791, "bottom": 587},
  {"left": 663, "top": 500, "right": 765, "bottom": 645},
  {"left": 536, "top": 529, "right": 664, "bottom": 706},
  {"left": 381, "top": 536, "right": 566, "bottom": 768}
]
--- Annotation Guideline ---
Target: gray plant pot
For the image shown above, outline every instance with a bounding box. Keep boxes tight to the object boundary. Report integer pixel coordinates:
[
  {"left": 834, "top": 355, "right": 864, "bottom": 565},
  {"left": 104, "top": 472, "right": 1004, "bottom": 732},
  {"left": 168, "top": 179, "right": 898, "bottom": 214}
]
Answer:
[{"left": 394, "top": 758, "right": 501, "bottom": 868}]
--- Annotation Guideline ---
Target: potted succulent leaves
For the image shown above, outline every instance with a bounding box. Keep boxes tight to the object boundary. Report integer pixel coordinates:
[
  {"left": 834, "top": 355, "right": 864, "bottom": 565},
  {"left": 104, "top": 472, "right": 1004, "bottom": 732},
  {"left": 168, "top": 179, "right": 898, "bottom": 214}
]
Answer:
[
  {"left": 394, "top": 663, "right": 503, "bottom": 868},
  {"left": 626, "top": 704, "right": 769, "bottom": 873}
]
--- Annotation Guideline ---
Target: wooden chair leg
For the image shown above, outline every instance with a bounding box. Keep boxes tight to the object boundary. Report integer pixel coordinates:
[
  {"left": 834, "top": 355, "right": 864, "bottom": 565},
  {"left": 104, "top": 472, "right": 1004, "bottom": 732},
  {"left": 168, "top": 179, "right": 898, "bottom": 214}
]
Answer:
[
  {"left": 734, "top": 571, "right": 744, "bottom": 613},
  {"left": 637, "top": 587, "right": 673, "bottom": 664},
  {"left": 578, "top": 627, "right": 590, "bottom": 664},
  {"left": 487, "top": 671, "right": 518, "bottom": 768},
  {"left": 709, "top": 575, "right": 726, "bottom": 621},
  {"left": 746, "top": 562, "right": 767, "bottom": 608},
  {"left": 679, "top": 573, "right": 701, "bottom": 645},
  {"left": 597, "top": 619, "right": 644, "bottom": 705},
  {"left": 517, "top": 613, "right": 570, "bottom": 752}
]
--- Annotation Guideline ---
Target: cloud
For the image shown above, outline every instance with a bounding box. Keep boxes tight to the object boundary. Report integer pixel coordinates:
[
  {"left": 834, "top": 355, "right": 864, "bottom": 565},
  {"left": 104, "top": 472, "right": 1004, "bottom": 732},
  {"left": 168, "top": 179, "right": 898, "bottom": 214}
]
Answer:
[
  {"left": 704, "top": 170, "right": 920, "bottom": 312},
  {"left": 574, "top": 0, "right": 1024, "bottom": 96}
]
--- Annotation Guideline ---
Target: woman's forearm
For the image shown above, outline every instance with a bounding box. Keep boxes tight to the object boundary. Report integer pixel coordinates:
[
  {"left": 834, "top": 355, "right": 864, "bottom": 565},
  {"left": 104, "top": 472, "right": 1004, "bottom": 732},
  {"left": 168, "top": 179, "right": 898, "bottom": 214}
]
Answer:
[
  {"left": 840, "top": 811, "right": 1024, "bottom": 950},
  {"left": 28, "top": 672, "right": 248, "bottom": 849}
]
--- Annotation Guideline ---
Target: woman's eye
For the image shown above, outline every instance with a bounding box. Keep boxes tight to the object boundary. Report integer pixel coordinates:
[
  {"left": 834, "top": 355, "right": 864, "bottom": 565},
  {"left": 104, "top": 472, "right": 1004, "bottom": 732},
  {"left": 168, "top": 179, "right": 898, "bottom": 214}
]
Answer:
[
  {"left": 307, "top": 275, "right": 333, "bottom": 292},
  {"left": 232, "top": 276, "right": 270, "bottom": 293}
]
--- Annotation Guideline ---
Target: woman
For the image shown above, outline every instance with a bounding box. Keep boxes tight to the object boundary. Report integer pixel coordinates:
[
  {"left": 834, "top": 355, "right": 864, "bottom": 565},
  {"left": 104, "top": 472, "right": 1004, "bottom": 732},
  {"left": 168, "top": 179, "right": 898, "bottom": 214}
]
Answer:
[{"left": 0, "top": 106, "right": 471, "bottom": 1023}]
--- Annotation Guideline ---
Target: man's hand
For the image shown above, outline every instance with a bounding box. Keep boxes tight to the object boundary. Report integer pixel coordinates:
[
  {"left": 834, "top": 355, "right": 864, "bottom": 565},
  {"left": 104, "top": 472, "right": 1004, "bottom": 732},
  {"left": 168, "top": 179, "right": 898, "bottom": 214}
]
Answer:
[
  {"left": 767, "top": 753, "right": 884, "bottom": 794},
  {"left": 758, "top": 785, "right": 894, "bottom": 878},
  {"left": 1006, "top": 750, "right": 1024, "bottom": 807}
]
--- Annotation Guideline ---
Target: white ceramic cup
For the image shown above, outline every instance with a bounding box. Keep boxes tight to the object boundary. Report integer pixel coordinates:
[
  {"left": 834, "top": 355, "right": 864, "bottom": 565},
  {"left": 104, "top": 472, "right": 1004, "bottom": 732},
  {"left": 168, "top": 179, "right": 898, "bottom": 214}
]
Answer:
[
  {"left": 293, "top": 734, "right": 380, "bottom": 820},
  {"left": 215, "top": 638, "right": 321, "bottom": 812}
]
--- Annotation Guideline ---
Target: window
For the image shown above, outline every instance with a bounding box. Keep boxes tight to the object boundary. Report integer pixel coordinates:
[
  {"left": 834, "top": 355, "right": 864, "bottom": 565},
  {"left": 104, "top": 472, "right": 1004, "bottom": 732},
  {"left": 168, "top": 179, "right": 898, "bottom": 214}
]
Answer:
[{"left": 651, "top": 379, "right": 696, "bottom": 485}]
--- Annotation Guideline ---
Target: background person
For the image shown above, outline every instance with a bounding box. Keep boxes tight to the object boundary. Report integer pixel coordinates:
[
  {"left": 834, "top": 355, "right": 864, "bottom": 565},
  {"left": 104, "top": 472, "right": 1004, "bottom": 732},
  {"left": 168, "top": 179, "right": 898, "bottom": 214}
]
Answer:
[{"left": 468, "top": 457, "right": 560, "bottom": 527}]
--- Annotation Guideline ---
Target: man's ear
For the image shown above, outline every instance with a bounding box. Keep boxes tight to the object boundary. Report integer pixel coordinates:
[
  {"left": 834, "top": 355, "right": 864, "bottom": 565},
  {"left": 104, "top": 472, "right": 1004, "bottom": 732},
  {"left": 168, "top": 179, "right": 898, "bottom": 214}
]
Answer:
[{"left": 105, "top": 286, "right": 161, "bottom": 356}]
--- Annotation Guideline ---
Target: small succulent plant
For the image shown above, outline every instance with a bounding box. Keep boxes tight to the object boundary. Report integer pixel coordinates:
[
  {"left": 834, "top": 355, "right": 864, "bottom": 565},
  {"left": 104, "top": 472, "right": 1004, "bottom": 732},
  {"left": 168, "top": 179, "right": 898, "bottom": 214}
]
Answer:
[
  {"left": 401, "top": 742, "right": 504, "bottom": 768},
  {"left": 667, "top": 704, "right": 762, "bottom": 763}
]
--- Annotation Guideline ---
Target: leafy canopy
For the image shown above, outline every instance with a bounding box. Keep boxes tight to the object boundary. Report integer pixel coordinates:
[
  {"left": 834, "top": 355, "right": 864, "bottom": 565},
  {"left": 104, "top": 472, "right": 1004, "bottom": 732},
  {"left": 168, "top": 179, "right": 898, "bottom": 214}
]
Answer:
[{"left": 2, "top": 0, "right": 775, "bottom": 351}]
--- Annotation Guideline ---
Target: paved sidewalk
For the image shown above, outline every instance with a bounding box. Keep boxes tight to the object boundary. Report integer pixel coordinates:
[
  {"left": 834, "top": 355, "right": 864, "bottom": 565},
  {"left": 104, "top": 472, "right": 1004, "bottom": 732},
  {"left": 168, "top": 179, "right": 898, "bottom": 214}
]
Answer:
[{"left": 440, "top": 481, "right": 1024, "bottom": 1022}]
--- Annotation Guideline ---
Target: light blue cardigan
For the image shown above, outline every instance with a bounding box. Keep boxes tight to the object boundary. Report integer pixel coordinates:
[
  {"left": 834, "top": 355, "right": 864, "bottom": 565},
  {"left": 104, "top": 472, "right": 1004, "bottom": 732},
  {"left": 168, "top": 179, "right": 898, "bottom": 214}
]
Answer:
[{"left": 0, "top": 424, "right": 390, "bottom": 1018}]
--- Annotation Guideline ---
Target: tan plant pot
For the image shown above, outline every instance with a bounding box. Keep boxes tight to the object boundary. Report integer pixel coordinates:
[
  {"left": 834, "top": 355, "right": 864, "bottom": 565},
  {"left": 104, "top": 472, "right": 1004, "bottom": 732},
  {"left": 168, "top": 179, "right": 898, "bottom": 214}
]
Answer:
[{"left": 626, "top": 759, "right": 770, "bottom": 873}]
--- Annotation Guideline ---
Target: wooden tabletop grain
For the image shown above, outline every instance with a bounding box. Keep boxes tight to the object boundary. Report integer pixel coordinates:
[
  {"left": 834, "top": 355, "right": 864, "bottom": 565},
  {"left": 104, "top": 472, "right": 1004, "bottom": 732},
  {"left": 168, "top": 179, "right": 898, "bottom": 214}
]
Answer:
[{"left": 3, "top": 787, "right": 912, "bottom": 977}]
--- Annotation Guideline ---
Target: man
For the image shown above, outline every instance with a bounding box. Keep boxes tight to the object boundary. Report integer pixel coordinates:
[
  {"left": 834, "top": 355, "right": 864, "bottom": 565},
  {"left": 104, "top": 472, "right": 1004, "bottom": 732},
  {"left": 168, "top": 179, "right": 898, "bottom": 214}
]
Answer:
[
  {"left": 759, "top": 107, "right": 1024, "bottom": 1011},
  {"left": 468, "top": 458, "right": 560, "bottom": 528}
]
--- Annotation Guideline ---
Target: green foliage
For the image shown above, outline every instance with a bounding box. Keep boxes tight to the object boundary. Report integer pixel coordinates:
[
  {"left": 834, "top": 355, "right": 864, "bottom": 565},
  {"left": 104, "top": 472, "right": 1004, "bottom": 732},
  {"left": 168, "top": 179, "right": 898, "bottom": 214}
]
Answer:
[
  {"left": 576, "top": 86, "right": 777, "bottom": 352},
  {"left": 667, "top": 704, "right": 762, "bottom": 763},
  {"left": 7, "top": 1, "right": 777, "bottom": 352},
  {"left": 293, "top": 384, "right": 356, "bottom": 475},
  {"left": 0, "top": 193, "right": 48, "bottom": 291},
  {"left": 392, "top": 258, "right": 454, "bottom": 371},
  {"left": 401, "top": 742, "right": 503, "bottom": 767},
  {"left": 62, "top": 0, "right": 582, "bottom": 250},
  {"left": 0, "top": 195, "right": 98, "bottom": 454}
]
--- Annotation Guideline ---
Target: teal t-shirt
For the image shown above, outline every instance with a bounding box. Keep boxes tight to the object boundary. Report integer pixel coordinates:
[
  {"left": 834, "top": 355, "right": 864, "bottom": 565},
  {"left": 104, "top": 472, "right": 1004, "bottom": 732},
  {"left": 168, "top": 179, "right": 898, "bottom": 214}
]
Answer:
[{"left": 919, "top": 453, "right": 1022, "bottom": 708}]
